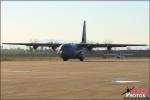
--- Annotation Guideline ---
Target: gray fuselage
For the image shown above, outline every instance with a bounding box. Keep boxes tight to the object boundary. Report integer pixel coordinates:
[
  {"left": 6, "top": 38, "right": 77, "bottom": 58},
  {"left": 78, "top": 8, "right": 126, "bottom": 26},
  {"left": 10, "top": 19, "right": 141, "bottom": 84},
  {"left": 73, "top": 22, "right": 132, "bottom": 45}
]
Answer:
[{"left": 60, "top": 44, "right": 85, "bottom": 61}]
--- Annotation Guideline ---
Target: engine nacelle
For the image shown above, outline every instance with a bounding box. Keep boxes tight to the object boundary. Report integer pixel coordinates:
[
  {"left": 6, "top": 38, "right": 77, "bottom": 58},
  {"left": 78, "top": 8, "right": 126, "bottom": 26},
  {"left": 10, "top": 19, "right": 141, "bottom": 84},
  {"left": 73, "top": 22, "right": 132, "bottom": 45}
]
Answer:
[
  {"left": 107, "top": 46, "right": 112, "bottom": 51},
  {"left": 33, "top": 45, "right": 39, "bottom": 50}
]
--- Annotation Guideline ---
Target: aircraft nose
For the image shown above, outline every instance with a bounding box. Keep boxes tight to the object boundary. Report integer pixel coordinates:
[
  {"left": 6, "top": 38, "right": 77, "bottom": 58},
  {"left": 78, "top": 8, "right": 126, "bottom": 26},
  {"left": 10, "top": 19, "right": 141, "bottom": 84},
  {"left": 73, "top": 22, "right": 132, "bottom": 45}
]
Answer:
[
  {"left": 60, "top": 50, "right": 74, "bottom": 58},
  {"left": 60, "top": 50, "right": 68, "bottom": 57}
]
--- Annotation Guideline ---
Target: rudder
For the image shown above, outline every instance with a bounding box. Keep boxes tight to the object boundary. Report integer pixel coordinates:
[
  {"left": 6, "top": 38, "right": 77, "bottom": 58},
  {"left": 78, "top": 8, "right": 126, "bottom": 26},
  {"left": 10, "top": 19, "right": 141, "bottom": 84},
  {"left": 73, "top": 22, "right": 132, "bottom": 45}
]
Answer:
[{"left": 81, "top": 21, "right": 86, "bottom": 43}]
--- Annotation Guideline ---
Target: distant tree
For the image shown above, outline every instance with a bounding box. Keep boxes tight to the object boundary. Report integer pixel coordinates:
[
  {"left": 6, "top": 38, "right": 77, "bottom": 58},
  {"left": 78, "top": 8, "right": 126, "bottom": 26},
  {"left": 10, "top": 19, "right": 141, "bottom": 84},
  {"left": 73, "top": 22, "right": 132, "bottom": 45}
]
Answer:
[
  {"left": 103, "top": 40, "right": 113, "bottom": 44},
  {"left": 0, "top": 45, "right": 3, "bottom": 50},
  {"left": 29, "top": 39, "right": 39, "bottom": 43},
  {"left": 17, "top": 47, "right": 22, "bottom": 50},
  {"left": 29, "top": 47, "right": 34, "bottom": 52}
]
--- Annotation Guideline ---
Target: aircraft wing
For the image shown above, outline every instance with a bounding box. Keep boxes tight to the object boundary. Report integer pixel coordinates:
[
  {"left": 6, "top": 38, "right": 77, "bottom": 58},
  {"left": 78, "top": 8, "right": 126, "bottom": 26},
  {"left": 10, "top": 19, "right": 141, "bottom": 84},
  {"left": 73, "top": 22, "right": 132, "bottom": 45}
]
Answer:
[
  {"left": 83, "top": 43, "right": 147, "bottom": 47},
  {"left": 2, "top": 43, "right": 62, "bottom": 50},
  {"left": 80, "top": 43, "right": 147, "bottom": 50}
]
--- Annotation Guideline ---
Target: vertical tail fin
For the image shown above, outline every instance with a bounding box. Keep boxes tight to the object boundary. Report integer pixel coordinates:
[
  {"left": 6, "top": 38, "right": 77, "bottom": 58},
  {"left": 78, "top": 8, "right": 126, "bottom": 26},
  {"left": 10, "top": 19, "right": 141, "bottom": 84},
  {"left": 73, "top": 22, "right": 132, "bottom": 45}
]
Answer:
[{"left": 81, "top": 20, "right": 86, "bottom": 43}]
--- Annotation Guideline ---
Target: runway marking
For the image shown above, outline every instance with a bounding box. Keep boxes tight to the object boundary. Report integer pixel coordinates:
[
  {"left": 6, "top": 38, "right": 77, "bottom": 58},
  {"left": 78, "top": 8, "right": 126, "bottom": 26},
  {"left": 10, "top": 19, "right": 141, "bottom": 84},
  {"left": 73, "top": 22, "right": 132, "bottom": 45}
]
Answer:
[{"left": 113, "top": 80, "right": 140, "bottom": 84}]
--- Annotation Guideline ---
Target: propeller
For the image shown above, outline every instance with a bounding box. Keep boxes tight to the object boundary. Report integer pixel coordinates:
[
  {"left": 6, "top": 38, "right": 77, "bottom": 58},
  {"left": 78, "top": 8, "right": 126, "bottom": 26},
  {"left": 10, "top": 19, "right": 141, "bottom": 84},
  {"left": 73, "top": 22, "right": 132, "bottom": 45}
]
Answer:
[
  {"left": 103, "top": 40, "right": 113, "bottom": 51},
  {"left": 29, "top": 39, "right": 39, "bottom": 50}
]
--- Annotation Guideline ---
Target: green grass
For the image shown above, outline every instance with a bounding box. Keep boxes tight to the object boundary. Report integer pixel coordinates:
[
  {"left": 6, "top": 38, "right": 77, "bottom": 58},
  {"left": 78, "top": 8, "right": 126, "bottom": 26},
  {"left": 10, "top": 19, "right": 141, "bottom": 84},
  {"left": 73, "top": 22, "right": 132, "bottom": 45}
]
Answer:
[{"left": 1, "top": 49, "right": 58, "bottom": 57}]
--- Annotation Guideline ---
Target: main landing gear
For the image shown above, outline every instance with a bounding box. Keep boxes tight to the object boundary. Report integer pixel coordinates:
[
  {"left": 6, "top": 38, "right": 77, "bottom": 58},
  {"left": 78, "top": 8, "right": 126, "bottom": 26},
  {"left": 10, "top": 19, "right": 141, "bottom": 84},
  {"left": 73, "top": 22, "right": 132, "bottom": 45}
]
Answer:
[
  {"left": 79, "top": 57, "right": 84, "bottom": 61},
  {"left": 63, "top": 58, "right": 68, "bottom": 61},
  {"left": 62, "top": 57, "right": 84, "bottom": 61}
]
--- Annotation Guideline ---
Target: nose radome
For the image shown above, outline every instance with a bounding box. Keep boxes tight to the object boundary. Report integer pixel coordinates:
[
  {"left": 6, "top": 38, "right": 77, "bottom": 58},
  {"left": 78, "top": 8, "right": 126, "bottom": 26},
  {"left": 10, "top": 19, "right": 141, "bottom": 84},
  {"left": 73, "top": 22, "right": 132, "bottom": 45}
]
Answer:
[
  {"left": 61, "top": 50, "right": 69, "bottom": 57},
  {"left": 61, "top": 49, "right": 75, "bottom": 58}
]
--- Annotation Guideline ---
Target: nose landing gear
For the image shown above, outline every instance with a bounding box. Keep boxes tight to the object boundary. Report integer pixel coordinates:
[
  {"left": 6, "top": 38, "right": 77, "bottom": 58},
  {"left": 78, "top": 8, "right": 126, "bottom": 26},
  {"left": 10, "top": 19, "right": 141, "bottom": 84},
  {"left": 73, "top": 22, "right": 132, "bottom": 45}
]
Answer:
[
  {"left": 62, "top": 58, "right": 68, "bottom": 61},
  {"left": 79, "top": 57, "right": 84, "bottom": 61},
  {"left": 63, "top": 58, "right": 84, "bottom": 61}
]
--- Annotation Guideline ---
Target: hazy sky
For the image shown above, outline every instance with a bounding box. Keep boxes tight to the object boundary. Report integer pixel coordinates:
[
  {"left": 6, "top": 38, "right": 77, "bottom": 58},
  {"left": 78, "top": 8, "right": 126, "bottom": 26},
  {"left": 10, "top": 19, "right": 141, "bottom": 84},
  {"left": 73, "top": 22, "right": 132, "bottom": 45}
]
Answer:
[{"left": 1, "top": 1, "right": 149, "bottom": 46}]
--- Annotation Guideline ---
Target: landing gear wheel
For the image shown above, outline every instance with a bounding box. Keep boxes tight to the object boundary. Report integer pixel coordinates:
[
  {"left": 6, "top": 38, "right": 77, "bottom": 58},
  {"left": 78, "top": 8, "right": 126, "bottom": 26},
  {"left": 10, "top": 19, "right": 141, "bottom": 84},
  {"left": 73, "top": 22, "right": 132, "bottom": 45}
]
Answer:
[
  {"left": 63, "top": 58, "right": 68, "bottom": 61},
  {"left": 79, "top": 57, "right": 84, "bottom": 61}
]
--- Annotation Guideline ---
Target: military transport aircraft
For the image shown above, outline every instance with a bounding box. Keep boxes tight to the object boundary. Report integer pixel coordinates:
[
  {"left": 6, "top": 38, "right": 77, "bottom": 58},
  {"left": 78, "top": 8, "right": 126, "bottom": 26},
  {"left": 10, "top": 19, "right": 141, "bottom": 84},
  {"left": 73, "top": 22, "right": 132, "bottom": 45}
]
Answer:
[{"left": 3, "top": 21, "right": 147, "bottom": 61}]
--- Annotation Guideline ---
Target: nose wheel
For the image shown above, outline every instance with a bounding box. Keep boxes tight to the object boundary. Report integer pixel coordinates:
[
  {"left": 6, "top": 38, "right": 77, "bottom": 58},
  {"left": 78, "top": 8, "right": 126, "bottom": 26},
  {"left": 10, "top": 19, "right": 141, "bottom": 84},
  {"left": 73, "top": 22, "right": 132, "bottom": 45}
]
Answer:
[
  {"left": 78, "top": 51, "right": 85, "bottom": 61},
  {"left": 62, "top": 58, "right": 68, "bottom": 61},
  {"left": 79, "top": 56, "right": 84, "bottom": 61}
]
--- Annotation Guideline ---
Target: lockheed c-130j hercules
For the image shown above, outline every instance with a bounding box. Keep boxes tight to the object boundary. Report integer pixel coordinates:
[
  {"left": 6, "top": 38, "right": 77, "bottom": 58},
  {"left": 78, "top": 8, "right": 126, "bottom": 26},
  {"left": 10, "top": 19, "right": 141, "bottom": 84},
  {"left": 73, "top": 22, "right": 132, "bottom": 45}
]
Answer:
[{"left": 3, "top": 21, "right": 147, "bottom": 61}]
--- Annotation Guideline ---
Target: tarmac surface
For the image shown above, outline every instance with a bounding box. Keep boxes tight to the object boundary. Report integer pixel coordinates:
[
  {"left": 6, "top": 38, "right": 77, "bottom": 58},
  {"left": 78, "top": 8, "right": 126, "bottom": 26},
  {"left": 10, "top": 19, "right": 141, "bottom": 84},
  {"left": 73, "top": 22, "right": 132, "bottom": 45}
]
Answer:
[{"left": 1, "top": 58, "right": 149, "bottom": 100}]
